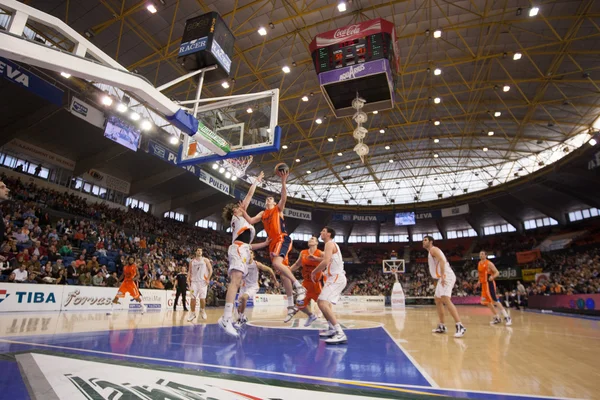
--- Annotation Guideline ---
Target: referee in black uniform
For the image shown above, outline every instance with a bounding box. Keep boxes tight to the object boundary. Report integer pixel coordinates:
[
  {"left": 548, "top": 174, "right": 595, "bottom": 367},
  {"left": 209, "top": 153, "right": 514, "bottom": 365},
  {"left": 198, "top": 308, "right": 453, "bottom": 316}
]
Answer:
[{"left": 174, "top": 267, "right": 189, "bottom": 311}]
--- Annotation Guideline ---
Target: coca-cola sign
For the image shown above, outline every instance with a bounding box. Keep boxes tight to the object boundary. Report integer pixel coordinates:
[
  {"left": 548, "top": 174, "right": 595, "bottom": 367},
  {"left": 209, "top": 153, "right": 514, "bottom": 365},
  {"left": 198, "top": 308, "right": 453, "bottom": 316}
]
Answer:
[{"left": 334, "top": 25, "right": 361, "bottom": 39}]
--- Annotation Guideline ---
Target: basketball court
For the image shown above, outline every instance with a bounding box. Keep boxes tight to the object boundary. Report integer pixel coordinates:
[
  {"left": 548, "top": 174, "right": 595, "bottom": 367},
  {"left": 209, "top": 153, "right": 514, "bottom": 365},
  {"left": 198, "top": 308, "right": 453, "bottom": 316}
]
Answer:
[{"left": 0, "top": 306, "right": 597, "bottom": 400}]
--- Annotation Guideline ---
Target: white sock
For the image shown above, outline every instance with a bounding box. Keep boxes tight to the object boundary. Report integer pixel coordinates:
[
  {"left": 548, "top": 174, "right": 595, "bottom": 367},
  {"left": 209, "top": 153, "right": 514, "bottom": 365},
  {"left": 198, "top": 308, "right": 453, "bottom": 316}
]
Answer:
[
  {"left": 239, "top": 312, "right": 245, "bottom": 319},
  {"left": 328, "top": 321, "right": 335, "bottom": 330},
  {"left": 287, "top": 296, "right": 295, "bottom": 307},
  {"left": 224, "top": 303, "right": 234, "bottom": 319},
  {"left": 334, "top": 323, "right": 343, "bottom": 333},
  {"left": 293, "top": 280, "right": 302, "bottom": 289},
  {"left": 501, "top": 309, "right": 508, "bottom": 318}
]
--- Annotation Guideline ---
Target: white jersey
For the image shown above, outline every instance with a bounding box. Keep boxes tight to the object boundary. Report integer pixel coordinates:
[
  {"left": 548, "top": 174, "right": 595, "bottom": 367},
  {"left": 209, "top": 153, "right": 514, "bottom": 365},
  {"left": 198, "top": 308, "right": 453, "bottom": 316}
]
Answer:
[
  {"left": 231, "top": 215, "right": 255, "bottom": 244},
  {"left": 244, "top": 262, "right": 259, "bottom": 286},
  {"left": 326, "top": 241, "right": 345, "bottom": 278},
  {"left": 427, "top": 247, "right": 454, "bottom": 279},
  {"left": 190, "top": 257, "right": 208, "bottom": 283}
]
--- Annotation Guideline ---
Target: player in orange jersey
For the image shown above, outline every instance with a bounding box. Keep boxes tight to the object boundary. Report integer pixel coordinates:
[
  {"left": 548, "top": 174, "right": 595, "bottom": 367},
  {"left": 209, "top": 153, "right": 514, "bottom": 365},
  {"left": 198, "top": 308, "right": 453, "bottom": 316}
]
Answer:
[
  {"left": 107, "top": 256, "right": 146, "bottom": 315},
  {"left": 288, "top": 236, "right": 322, "bottom": 326},
  {"left": 478, "top": 250, "right": 512, "bottom": 326},
  {"left": 240, "top": 171, "right": 307, "bottom": 308}
]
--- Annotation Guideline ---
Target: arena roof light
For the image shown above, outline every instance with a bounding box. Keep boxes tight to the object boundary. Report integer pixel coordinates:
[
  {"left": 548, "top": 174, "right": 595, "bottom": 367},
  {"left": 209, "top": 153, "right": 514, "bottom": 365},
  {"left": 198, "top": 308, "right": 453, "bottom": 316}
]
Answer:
[
  {"left": 434, "top": 120, "right": 441, "bottom": 125},
  {"left": 345, "top": 165, "right": 351, "bottom": 169},
  {"left": 130, "top": 112, "right": 140, "bottom": 121},
  {"left": 590, "top": 138, "right": 597, "bottom": 146},
  {"left": 282, "top": 145, "right": 288, "bottom": 149},
  {"left": 434, "top": 97, "right": 441, "bottom": 104},
  {"left": 433, "top": 29, "right": 442, "bottom": 38},
  {"left": 246, "top": 107, "right": 253, "bottom": 113},
  {"left": 529, "top": 7, "right": 539, "bottom": 17},
  {"left": 116, "top": 103, "right": 128, "bottom": 113},
  {"left": 434, "top": 68, "right": 442, "bottom": 75},
  {"left": 434, "top": 153, "right": 439, "bottom": 158},
  {"left": 434, "top": 138, "right": 440, "bottom": 143},
  {"left": 372, "top": 110, "right": 378, "bottom": 114},
  {"left": 337, "top": 2, "right": 347, "bottom": 12},
  {"left": 301, "top": 96, "right": 309, "bottom": 102},
  {"left": 488, "top": 131, "right": 494, "bottom": 136},
  {"left": 315, "top": 118, "right": 323, "bottom": 124},
  {"left": 379, "top": 129, "right": 385, "bottom": 133},
  {"left": 306, "top": 170, "right": 312, "bottom": 174},
  {"left": 219, "top": 167, "right": 225, "bottom": 173},
  {"left": 147, "top": 4, "right": 157, "bottom": 14},
  {"left": 225, "top": 171, "right": 231, "bottom": 179},
  {"left": 337, "top": 152, "right": 343, "bottom": 156},
  {"left": 231, "top": 176, "right": 237, "bottom": 181},
  {"left": 494, "top": 111, "right": 502, "bottom": 117},
  {"left": 101, "top": 95, "right": 113, "bottom": 106},
  {"left": 221, "top": 81, "right": 229, "bottom": 89},
  {"left": 389, "top": 159, "right": 394, "bottom": 163},
  {"left": 483, "top": 147, "right": 489, "bottom": 152},
  {"left": 503, "top": 85, "right": 510, "bottom": 92},
  {"left": 60, "top": 72, "right": 71, "bottom": 78},
  {"left": 513, "top": 52, "right": 522, "bottom": 60},
  {"left": 140, "top": 120, "right": 152, "bottom": 131},
  {"left": 295, "top": 158, "right": 301, "bottom": 162},
  {"left": 282, "top": 65, "right": 291, "bottom": 73},
  {"left": 327, "top": 137, "right": 334, "bottom": 142},
  {"left": 385, "top": 145, "right": 390, "bottom": 150},
  {"left": 258, "top": 27, "right": 267, "bottom": 36}
]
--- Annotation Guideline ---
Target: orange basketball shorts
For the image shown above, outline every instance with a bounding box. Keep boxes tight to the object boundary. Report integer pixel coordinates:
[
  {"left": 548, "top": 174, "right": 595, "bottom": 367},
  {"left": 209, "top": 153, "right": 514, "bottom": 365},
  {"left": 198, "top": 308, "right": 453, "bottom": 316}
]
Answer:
[{"left": 116, "top": 281, "right": 141, "bottom": 299}]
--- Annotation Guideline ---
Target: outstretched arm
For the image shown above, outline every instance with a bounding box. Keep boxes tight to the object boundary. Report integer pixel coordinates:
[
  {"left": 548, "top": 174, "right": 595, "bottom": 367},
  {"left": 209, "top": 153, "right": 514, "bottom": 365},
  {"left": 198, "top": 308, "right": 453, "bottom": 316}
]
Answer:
[
  {"left": 256, "top": 261, "right": 279, "bottom": 286},
  {"left": 277, "top": 171, "right": 289, "bottom": 211},
  {"left": 239, "top": 204, "right": 263, "bottom": 225},
  {"left": 312, "top": 242, "right": 334, "bottom": 282},
  {"left": 250, "top": 238, "right": 270, "bottom": 250},
  {"left": 290, "top": 257, "right": 302, "bottom": 273},
  {"left": 240, "top": 172, "right": 264, "bottom": 210}
]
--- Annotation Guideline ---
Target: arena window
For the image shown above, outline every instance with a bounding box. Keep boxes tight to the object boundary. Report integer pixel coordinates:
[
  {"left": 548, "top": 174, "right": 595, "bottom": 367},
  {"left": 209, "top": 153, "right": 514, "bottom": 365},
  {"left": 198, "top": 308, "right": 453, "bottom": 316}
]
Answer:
[
  {"left": 524, "top": 217, "right": 558, "bottom": 230},
  {"left": 257, "top": 230, "right": 267, "bottom": 238},
  {"left": 126, "top": 198, "right": 150, "bottom": 212},
  {"left": 347, "top": 235, "right": 377, "bottom": 243},
  {"left": 164, "top": 211, "right": 185, "bottom": 222},
  {"left": 568, "top": 207, "right": 599, "bottom": 222},
  {"left": 447, "top": 229, "right": 477, "bottom": 239},
  {"left": 290, "top": 233, "right": 312, "bottom": 242},
  {"left": 1, "top": 154, "right": 50, "bottom": 179},
  {"left": 195, "top": 219, "right": 217, "bottom": 230},
  {"left": 483, "top": 223, "right": 517, "bottom": 236},
  {"left": 379, "top": 234, "right": 409, "bottom": 242},
  {"left": 412, "top": 232, "right": 443, "bottom": 241}
]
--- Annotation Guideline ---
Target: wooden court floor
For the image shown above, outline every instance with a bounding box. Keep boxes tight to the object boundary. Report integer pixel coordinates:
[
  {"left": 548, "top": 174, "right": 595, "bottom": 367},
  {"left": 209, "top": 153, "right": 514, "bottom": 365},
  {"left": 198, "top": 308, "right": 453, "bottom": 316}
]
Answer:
[{"left": 0, "top": 305, "right": 598, "bottom": 399}]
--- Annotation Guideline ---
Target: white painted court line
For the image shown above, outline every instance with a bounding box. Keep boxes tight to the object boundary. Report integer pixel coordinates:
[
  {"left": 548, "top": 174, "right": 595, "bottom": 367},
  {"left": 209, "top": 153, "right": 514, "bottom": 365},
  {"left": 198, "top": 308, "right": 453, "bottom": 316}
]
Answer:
[
  {"left": 246, "top": 319, "right": 384, "bottom": 330},
  {"left": 0, "top": 337, "right": 583, "bottom": 400},
  {"left": 381, "top": 326, "right": 439, "bottom": 388}
]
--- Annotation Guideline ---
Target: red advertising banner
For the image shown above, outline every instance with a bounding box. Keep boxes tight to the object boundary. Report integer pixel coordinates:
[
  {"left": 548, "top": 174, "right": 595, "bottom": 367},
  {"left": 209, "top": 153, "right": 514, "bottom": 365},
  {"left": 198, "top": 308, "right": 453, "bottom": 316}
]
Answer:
[
  {"left": 529, "top": 294, "right": 599, "bottom": 312},
  {"left": 451, "top": 296, "right": 481, "bottom": 305},
  {"left": 516, "top": 249, "right": 542, "bottom": 264}
]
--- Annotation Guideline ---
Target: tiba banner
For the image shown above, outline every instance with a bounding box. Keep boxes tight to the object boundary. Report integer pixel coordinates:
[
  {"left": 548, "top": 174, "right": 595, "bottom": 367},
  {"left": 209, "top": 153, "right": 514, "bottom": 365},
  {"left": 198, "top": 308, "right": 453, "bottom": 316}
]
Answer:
[
  {"left": 522, "top": 268, "right": 543, "bottom": 282},
  {"left": 516, "top": 249, "right": 542, "bottom": 264}
]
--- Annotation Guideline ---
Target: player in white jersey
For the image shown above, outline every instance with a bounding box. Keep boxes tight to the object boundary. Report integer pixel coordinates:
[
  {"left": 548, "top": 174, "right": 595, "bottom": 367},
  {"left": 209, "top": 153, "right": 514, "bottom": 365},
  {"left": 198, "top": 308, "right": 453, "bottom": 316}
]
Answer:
[
  {"left": 234, "top": 250, "right": 278, "bottom": 328},
  {"left": 219, "top": 172, "right": 272, "bottom": 337},
  {"left": 311, "top": 226, "right": 348, "bottom": 345},
  {"left": 423, "top": 236, "right": 466, "bottom": 338},
  {"left": 187, "top": 248, "right": 212, "bottom": 322}
]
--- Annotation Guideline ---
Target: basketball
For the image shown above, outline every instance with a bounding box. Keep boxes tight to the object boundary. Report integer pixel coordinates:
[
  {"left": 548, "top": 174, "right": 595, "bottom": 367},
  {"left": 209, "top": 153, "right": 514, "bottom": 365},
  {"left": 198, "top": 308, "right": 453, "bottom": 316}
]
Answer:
[{"left": 274, "top": 162, "right": 289, "bottom": 176}]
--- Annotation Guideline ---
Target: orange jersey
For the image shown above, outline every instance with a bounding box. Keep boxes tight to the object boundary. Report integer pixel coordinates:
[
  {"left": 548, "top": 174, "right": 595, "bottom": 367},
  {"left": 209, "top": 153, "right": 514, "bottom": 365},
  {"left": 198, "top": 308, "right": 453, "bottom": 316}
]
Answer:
[
  {"left": 262, "top": 207, "right": 286, "bottom": 238},
  {"left": 123, "top": 264, "right": 137, "bottom": 281},
  {"left": 300, "top": 249, "right": 322, "bottom": 280},
  {"left": 477, "top": 260, "right": 489, "bottom": 283}
]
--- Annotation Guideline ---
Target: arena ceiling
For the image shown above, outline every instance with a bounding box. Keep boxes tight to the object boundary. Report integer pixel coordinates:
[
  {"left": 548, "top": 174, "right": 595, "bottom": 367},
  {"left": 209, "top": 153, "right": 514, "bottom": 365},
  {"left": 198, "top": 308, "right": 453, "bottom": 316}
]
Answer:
[{"left": 2, "top": 0, "right": 600, "bottom": 209}]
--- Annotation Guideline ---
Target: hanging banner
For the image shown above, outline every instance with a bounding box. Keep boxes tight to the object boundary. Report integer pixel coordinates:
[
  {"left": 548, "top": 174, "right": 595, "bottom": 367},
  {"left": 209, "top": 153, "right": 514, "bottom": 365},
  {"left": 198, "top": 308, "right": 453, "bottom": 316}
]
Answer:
[
  {"left": 331, "top": 213, "right": 387, "bottom": 222},
  {"left": 82, "top": 169, "right": 131, "bottom": 194},
  {"left": 415, "top": 210, "right": 442, "bottom": 219},
  {"left": 516, "top": 249, "right": 542, "bottom": 264},
  {"left": 233, "top": 188, "right": 312, "bottom": 220},
  {"left": 0, "top": 56, "right": 64, "bottom": 105},
  {"left": 441, "top": 204, "right": 470, "bottom": 218},
  {"left": 522, "top": 268, "right": 543, "bottom": 282},
  {"left": 147, "top": 139, "right": 230, "bottom": 196},
  {"left": 69, "top": 97, "right": 106, "bottom": 129},
  {"left": 3, "top": 139, "right": 76, "bottom": 170}
]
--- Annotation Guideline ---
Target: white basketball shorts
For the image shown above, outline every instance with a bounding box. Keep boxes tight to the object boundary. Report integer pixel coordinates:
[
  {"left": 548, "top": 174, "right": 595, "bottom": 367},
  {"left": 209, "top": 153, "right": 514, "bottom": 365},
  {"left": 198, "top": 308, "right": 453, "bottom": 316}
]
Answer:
[
  {"left": 318, "top": 273, "right": 347, "bottom": 305},
  {"left": 228, "top": 242, "right": 251, "bottom": 276},
  {"left": 239, "top": 283, "right": 259, "bottom": 299},
  {"left": 190, "top": 281, "right": 208, "bottom": 300},
  {"left": 434, "top": 273, "right": 456, "bottom": 298}
]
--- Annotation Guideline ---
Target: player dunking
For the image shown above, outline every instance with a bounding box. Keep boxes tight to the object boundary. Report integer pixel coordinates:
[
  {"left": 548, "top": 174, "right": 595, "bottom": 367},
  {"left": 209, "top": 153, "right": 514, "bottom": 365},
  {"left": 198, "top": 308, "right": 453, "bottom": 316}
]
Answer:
[
  {"left": 287, "top": 236, "right": 321, "bottom": 326},
  {"left": 107, "top": 256, "right": 146, "bottom": 315},
  {"left": 240, "top": 171, "right": 307, "bottom": 308},
  {"left": 234, "top": 250, "right": 279, "bottom": 328},
  {"left": 311, "top": 227, "right": 347, "bottom": 345},
  {"left": 478, "top": 250, "right": 512, "bottom": 326},
  {"left": 187, "top": 248, "right": 213, "bottom": 322},
  {"left": 422, "top": 236, "right": 466, "bottom": 338},
  {"left": 219, "top": 172, "right": 272, "bottom": 337}
]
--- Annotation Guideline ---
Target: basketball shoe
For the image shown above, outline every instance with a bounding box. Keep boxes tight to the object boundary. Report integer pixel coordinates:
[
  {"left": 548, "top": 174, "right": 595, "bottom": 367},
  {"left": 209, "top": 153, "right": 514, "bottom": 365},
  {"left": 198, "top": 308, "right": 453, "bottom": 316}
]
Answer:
[
  {"left": 218, "top": 316, "right": 239, "bottom": 338},
  {"left": 432, "top": 324, "right": 447, "bottom": 334}
]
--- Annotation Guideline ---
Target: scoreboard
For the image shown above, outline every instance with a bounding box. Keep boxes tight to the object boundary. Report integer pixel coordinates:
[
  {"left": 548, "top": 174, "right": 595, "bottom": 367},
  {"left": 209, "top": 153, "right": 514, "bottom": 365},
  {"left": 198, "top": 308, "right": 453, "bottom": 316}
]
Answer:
[{"left": 313, "top": 33, "right": 395, "bottom": 74}]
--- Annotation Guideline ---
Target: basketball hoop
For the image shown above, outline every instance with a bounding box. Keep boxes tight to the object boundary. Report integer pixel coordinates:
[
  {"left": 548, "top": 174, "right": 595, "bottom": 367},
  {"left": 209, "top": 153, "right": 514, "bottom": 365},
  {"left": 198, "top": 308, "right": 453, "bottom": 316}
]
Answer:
[{"left": 223, "top": 155, "right": 253, "bottom": 178}]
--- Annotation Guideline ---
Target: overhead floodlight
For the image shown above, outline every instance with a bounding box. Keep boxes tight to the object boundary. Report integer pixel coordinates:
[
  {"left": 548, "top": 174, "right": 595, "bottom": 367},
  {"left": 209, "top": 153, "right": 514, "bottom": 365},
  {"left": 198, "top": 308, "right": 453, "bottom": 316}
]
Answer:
[
  {"left": 345, "top": 165, "right": 351, "bottom": 169},
  {"left": 306, "top": 170, "right": 312, "bottom": 174},
  {"left": 373, "top": 110, "right": 378, "bottom": 114},
  {"left": 315, "top": 118, "right": 323, "bottom": 124},
  {"left": 590, "top": 138, "right": 597, "bottom": 146},
  {"left": 529, "top": 7, "right": 539, "bottom": 17},
  {"left": 258, "top": 27, "right": 267, "bottom": 36},
  {"left": 488, "top": 131, "right": 494, "bottom": 136},
  {"left": 219, "top": 167, "right": 225, "bottom": 173},
  {"left": 513, "top": 52, "right": 522, "bottom": 60},
  {"left": 385, "top": 145, "right": 390, "bottom": 150},
  {"left": 434, "top": 120, "right": 441, "bottom": 126},
  {"left": 327, "top": 137, "right": 334, "bottom": 142},
  {"left": 494, "top": 111, "right": 501, "bottom": 117},
  {"left": 337, "top": 2, "right": 347, "bottom": 12},
  {"left": 140, "top": 120, "right": 152, "bottom": 131},
  {"left": 60, "top": 72, "right": 71, "bottom": 78},
  {"left": 433, "top": 29, "right": 442, "bottom": 38},
  {"left": 434, "top": 97, "right": 441, "bottom": 104},
  {"left": 338, "top": 152, "right": 343, "bottom": 156},
  {"left": 503, "top": 85, "right": 510, "bottom": 92},
  {"left": 246, "top": 107, "right": 253, "bottom": 113},
  {"left": 380, "top": 129, "right": 385, "bottom": 133},
  {"left": 231, "top": 176, "right": 237, "bottom": 181},
  {"left": 117, "top": 103, "right": 128, "bottom": 113},
  {"left": 225, "top": 172, "right": 232, "bottom": 179},
  {"left": 483, "top": 147, "right": 489, "bottom": 152},
  {"left": 434, "top": 138, "right": 440, "bottom": 143},
  {"left": 434, "top": 68, "right": 442, "bottom": 75},
  {"left": 130, "top": 112, "right": 140, "bottom": 121},
  {"left": 389, "top": 159, "right": 394, "bottom": 163},
  {"left": 147, "top": 4, "right": 157, "bottom": 13},
  {"left": 212, "top": 163, "right": 218, "bottom": 170},
  {"left": 101, "top": 95, "right": 113, "bottom": 106},
  {"left": 282, "top": 145, "right": 288, "bottom": 149},
  {"left": 295, "top": 158, "right": 301, "bottom": 162},
  {"left": 434, "top": 153, "right": 439, "bottom": 158},
  {"left": 282, "top": 65, "right": 291, "bottom": 73},
  {"left": 221, "top": 81, "right": 230, "bottom": 89},
  {"left": 301, "top": 96, "right": 309, "bottom": 102},
  {"left": 170, "top": 136, "right": 179, "bottom": 145}
]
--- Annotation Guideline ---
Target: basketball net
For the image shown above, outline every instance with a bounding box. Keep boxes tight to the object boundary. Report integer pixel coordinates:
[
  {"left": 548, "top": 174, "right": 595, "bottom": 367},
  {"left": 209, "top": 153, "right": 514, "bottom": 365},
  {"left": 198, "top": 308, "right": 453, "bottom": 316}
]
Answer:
[
  {"left": 390, "top": 266, "right": 399, "bottom": 283},
  {"left": 223, "top": 155, "right": 253, "bottom": 178}
]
